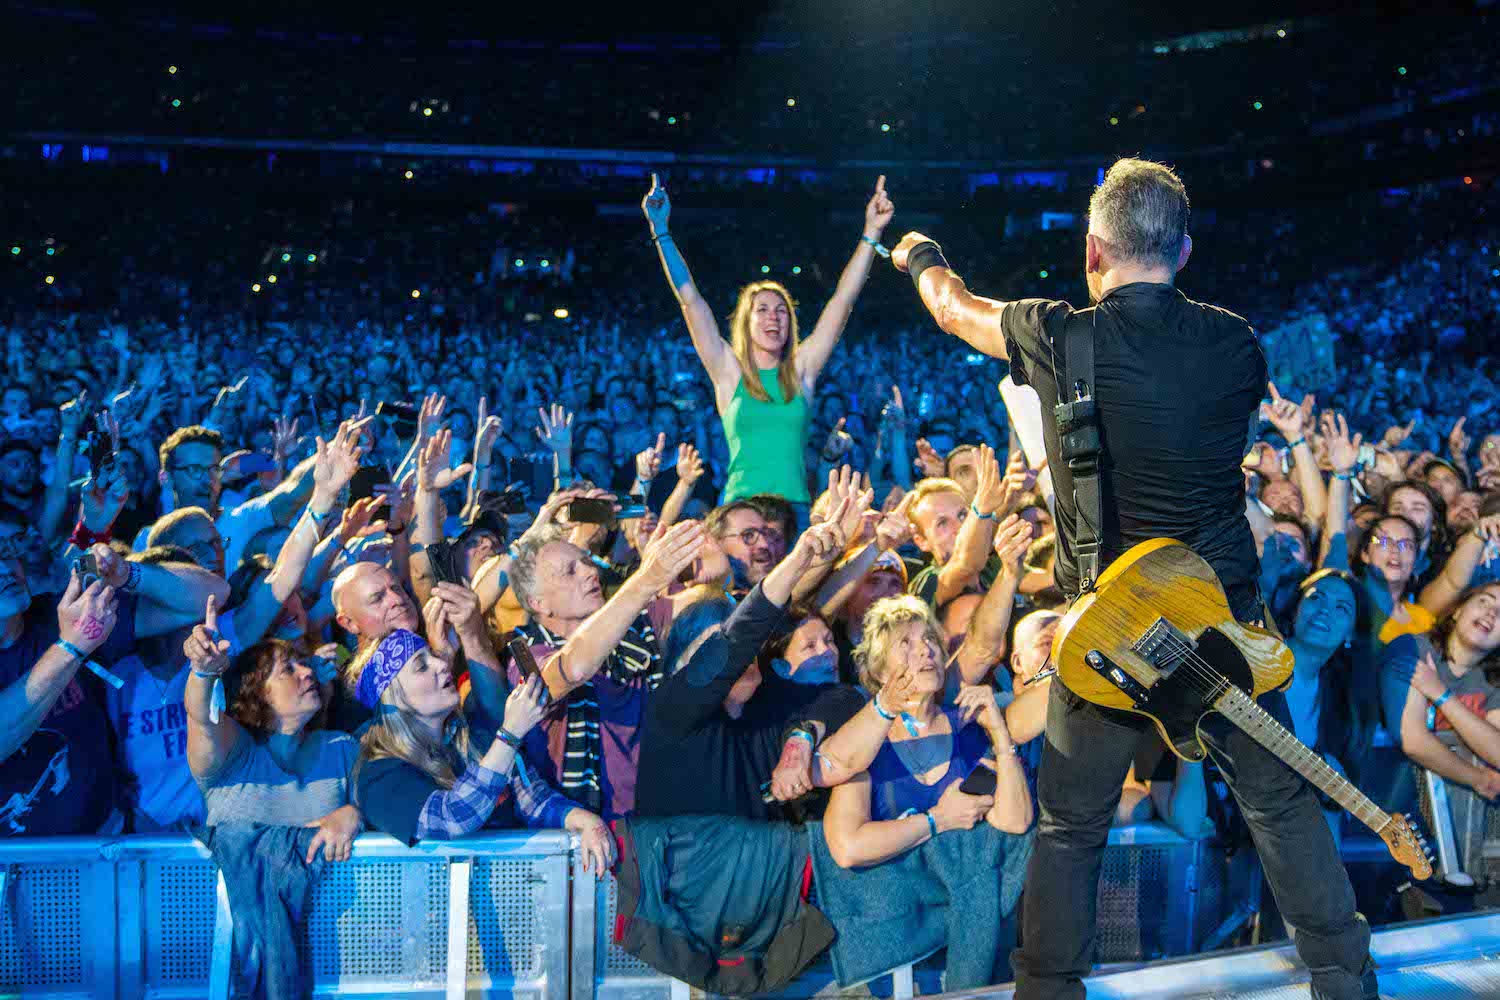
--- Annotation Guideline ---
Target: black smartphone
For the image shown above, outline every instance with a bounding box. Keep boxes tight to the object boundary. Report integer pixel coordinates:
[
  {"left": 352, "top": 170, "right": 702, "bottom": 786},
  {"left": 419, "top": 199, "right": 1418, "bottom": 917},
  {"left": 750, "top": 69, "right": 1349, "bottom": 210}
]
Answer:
[
  {"left": 85, "top": 423, "right": 114, "bottom": 477},
  {"left": 508, "top": 635, "right": 541, "bottom": 680},
  {"left": 959, "top": 761, "right": 999, "bottom": 797},
  {"left": 567, "top": 498, "right": 616, "bottom": 525},
  {"left": 348, "top": 466, "right": 388, "bottom": 504},
  {"left": 376, "top": 400, "right": 418, "bottom": 439}
]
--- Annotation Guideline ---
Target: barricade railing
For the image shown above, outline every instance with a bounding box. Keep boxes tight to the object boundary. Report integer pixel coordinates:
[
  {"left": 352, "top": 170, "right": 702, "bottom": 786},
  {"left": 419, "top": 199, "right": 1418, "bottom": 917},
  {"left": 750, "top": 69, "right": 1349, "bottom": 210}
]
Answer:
[{"left": 0, "top": 819, "right": 1392, "bottom": 1000}]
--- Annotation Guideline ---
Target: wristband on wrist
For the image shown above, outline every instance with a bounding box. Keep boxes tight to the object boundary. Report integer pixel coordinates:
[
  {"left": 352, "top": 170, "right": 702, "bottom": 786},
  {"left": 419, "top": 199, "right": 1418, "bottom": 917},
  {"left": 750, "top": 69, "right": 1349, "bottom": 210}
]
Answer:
[
  {"left": 861, "top": 235, "right": 891, "bottom": 258},
  {"left": 1433, "top": 689, "right": 1453, "bottom": 711},
  {"left": 971, "top": 504, "right": 998, "bottom": 521},
  {"left": 69, "top": 521, "right": 111, "bottom": 550},
  {"left": 789, "top": 728, "right": 816, "bottom": 748},
  {"left": 496, "top": 727, "right": 524, "bottom": 750},
  {"left": 56, "top": 638, "right": 88, "bottom": 662},
  {"left": 1334, "top": 470, "right": 1356, "bottom": 481},
  {"left": 650, "top": 231, "right": 672, "bottom": 244},
  {"left": 873, "top": 694, "right": 897, "bottom": 721},
  {"left": 121, "top": 562, "right": 142, "bottom": 593},
  {"left": 924, "top": 810, "right": 938, "bottom": 839},
  {"left": 309, "top": 506, "right": 335, "bottom": 524},
  {"left": 905, "top": 241, "right": 950, "bottom": 287},
  {"left": 1288, "top": 436, "right": 1307, "bottom": 449}
]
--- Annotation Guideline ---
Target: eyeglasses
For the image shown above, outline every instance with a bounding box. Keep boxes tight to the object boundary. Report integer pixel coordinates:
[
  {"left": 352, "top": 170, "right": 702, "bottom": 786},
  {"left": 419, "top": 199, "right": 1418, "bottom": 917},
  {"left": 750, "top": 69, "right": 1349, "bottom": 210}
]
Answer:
[
  {"left": 731, "top": 527, "right": 783, "bottom": 548},
  {"left": 170, "top": 463, "right": 221, "bottom": 480},
  {"left": 1371, "top": 533, "right": 1417, "bottom": 556}
]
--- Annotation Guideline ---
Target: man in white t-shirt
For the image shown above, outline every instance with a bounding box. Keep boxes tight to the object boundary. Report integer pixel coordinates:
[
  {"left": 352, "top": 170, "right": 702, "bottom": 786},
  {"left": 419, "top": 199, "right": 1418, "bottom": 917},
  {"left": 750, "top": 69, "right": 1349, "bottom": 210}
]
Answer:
[{"left": 131, "top": 425, "right": 319, "bottom": 578}]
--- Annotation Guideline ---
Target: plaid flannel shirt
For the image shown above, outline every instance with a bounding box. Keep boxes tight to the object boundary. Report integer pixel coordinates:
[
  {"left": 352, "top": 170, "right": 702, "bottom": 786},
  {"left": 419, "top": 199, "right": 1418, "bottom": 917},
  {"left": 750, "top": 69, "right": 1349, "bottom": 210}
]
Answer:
[{"left": 415, "top": 752, "right": 576, "bottom": 841}]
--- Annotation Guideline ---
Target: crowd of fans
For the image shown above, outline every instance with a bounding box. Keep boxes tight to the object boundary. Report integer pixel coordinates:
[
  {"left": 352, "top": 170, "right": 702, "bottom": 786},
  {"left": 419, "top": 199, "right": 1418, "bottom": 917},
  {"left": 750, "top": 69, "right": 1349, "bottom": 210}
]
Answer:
[{"left": 3, "top": 143, "right": 1500, "bottom": 988}]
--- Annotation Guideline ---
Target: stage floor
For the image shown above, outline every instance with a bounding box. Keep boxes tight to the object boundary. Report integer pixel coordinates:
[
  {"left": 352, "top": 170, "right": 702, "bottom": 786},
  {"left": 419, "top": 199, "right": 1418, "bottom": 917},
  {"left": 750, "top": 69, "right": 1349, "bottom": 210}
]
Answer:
[{"left": 970, "top": 911, "right": 1500, "bottom": 999}]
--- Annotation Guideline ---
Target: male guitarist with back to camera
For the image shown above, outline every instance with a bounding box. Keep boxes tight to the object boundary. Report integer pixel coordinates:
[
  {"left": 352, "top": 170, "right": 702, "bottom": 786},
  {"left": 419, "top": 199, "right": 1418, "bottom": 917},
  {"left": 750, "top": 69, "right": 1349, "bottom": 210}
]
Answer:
[{"left": 891, "top": 158, "right": 1378, "bottom": 1000}]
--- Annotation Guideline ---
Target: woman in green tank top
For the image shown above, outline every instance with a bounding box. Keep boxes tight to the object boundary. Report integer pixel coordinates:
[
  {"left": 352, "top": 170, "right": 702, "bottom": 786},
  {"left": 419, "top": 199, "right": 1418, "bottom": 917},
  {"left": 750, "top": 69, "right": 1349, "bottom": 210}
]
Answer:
[{"left": 642, "top": 173, "right": 895, "bottom": 508}]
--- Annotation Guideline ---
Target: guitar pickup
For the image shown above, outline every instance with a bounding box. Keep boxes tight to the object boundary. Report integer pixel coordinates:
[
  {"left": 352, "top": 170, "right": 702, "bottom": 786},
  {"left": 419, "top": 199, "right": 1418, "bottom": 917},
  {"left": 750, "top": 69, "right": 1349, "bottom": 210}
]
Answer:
[{"left": 1130, "top": 618, "right": 1196, "bottom": 677}]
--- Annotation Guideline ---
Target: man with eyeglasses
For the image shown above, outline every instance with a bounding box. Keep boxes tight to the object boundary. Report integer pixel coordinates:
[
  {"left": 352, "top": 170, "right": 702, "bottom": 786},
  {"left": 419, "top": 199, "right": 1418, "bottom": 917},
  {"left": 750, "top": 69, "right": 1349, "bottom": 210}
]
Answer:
[
  {"left": 704, "top": 500, "right": 782, "bottom": 594},
  {"left": 131, "top": 425, "right": 321, "bottom": 579},
  {"left": 0, "top": 502, "right": 229, "bottom": 837}
]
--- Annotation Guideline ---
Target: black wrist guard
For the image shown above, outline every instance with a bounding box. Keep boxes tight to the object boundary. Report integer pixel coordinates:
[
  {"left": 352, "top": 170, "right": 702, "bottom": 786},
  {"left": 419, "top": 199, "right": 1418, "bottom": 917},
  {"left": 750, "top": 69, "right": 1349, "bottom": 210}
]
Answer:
[{"left": 906, "top": 241, "right": 949, "bottom": 288}]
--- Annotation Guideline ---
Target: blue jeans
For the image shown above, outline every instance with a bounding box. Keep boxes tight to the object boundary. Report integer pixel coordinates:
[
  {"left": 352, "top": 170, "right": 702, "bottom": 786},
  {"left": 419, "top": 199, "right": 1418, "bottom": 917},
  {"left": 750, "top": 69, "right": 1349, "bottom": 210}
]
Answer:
[{"left": 1012, "top": 593, "right": 1376, "bottom": 999}]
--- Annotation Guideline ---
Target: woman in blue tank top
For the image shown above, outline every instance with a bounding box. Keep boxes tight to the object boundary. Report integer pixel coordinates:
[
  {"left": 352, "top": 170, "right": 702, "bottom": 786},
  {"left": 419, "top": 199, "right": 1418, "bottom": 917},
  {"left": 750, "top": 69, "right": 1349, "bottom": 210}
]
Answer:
[{"left": 822, "top": 595, "right": 1031, "bottom": 868}]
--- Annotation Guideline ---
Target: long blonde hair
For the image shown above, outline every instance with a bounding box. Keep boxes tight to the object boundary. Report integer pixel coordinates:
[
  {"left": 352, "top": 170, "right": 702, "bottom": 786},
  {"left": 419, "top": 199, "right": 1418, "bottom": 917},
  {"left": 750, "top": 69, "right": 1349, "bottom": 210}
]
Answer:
[
  {"left": 348, "top": 643, "right": 473, "bottom": 792},
  {"left": 729, "top": 281, "right": 800, "bottom": 403}
]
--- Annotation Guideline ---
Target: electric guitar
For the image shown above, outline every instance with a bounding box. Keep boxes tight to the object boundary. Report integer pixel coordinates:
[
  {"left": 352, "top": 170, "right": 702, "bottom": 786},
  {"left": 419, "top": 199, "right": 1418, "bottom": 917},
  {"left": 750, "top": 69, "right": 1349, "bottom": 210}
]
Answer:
[{"left": 1051, "top": 538, "right": 1432, "bottom": 880}]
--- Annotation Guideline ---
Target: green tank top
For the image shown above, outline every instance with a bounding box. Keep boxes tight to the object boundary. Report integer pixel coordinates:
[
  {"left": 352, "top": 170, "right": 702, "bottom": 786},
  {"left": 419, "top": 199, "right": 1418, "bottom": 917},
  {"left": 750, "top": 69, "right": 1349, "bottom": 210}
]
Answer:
[{"left": 721, "top": 369, "right": 810, "bottom": 503}]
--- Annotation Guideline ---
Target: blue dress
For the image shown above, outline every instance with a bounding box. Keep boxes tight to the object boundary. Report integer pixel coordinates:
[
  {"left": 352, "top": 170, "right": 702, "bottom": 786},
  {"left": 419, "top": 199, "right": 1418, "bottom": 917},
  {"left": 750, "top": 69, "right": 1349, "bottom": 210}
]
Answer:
[{"left": 866, "top": 708, "right": 991, "bottom": 822}]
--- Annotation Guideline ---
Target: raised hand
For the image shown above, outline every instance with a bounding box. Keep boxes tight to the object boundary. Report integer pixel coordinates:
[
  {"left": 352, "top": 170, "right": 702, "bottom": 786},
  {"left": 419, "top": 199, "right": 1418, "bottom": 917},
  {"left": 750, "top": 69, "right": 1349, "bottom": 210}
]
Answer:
[
  {"left": 972, "top": 444, "right": 1010, "bottom": 517},
  {"left": 312, "top": 416, "right": 373, "bottom": 502},
  {"left": 213, "top": 375, "right": 250, "bottom": 411},
  {"left": 879, "top": 385, "right": 907, "bottom": 438},
  {"left": 637, "top": 520, "right": 706, "bottom": 594},
  {"left": 534, "top": 404, "right": 573, "bottom": 454},
  {"left": 1321, "top": 412, "right": 1362, "bottom": 475},
  {"left": 58, "top": 388, "right": 89, "bottom": 444},
  {"left": 417, "top": 393, "right": 447, "bottom": 445},
  {"left": 1265, "top": 381, "right": 1305, "bottom": 441},
  {"left": 863, "top": 175, "right": 894, "bottom": 237},
  {"left": 338, "top": 495, "right": 389, "bottom": 546},
  {"left": 914, "top": 437, "right": 945, "bottom": 479},
  {"left": 432, "top": 581, "right": 484, "bottom": 640},
  {"left": 876, "top": 492, "right": 916, "bottom": 551},
  {"left": 272, "top": 415, "right": 300, "bottom": 467},
  {"left": 956, "top": 684, "right": 1007, "bottom": 736},
  {"left": 417, "top": 428, "right": 474, "bottom": 493},
  {"left": 794, "top": 500, "right": 852, "bottom": 566},
  {"left": 635, "top": 432, "right": 666, "bottom": 483},
  {"left": 890, "top": 231, "right": 938, "bottom": 274},
  {"left": 1001, "top": 450, "right": 1036, "bottom": 505},
  {"left": 502, "top": 674, "right": 550, "bottom": 740},
  {"left": 1449, "top": 417, "right": 1471, "bottom": 461},
  {"left": 422, "top": 595, "right": 456, "bottom": 659},
  {"left": 58, "top": 570, "right": 119, "bottom": 655},
  {"left": 820, "top": 418, "right": 853, "bottom": 462},
  {"left": 182, "top": 595, "right": 230, "bottom": 676},
  {"left": 992, "top": 513, "right": 1032, "bottom": 571},
  {"left": 641, "top": 172, "right": 671, "bottom": 233},
  {"left": 474, "top": 396, "right": 503, "bottom": 464},
  {"left": 675, "top": 443, "right": 704, "bottom": 485},
  {"left": 1381, "top": 419, "right": 1416, "bottom": 450},
  {"left": 79, "top": 462, "right": 131, "bottom": 533}
]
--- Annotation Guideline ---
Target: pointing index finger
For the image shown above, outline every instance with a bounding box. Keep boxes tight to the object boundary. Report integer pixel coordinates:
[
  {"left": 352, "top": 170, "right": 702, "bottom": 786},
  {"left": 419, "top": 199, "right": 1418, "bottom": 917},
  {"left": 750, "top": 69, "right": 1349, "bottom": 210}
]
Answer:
[{"left": 875, "top": 174, "right": 886, "bottom": 195}]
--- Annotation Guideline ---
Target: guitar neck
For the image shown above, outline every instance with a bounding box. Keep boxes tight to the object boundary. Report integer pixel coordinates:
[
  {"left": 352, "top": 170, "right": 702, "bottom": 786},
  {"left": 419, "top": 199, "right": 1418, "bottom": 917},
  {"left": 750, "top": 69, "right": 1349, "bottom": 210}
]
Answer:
[{"left": 1213, "top": 686, "right": 1392, "bottom": 837}]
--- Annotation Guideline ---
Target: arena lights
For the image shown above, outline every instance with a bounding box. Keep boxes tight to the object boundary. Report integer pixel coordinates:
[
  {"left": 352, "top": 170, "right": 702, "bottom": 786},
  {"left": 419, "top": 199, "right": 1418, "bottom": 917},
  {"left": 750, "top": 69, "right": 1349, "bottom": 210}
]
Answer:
[
  {"left": 268, "top": 275, "right": 277, "bottom": 283},
  {"left": 1465, "top": 176, "right": 1474, "bottom": 185},
  {"left": 168, "top": 65, "right": 178, "bottom": 74},
  {"left": 1253, "top": 101, "right": 1263, "bottom": 110},
  {"left": 515, "top": 259, "right": 524, "bottom": 267},
  {"left": 411, "top": 289, "right": 421, "bottom": 299},
  {"left": 1109, "top": 117, "right": 1119, "bottom": 126},
  {"left": 404, "top": 169, "right": 414, "bottom": 180},
  {"left": 45, "top": 276, "right": 54, "bottom": 285},
  {"left": 1397, "top": 66, "right": 1408, "bottom": 75},
  {"left": 423, "top": 108, "right": 433, "bottom": 117},
  {"left": 667, "top": 116, "right": 677, "bottom": 125},
  {"left": 1276, "top": 29, "right": 1286, "bottom": 38},
  {"left": 760, "top": 264, "right": 771, "bottom": 274},
  {"left": 1039, "top": 269, "right": 1049, "bottom": 278},
  {"left": 307, "top": 254, "right": 317, "bottom": 262},
  {"left": 171, "top": 99, "right": 181, "bottom": 108},
  {"left": 281, "top": 253, "right": 292, "bottom": 262},
  {"left": 880, "top": 123, "right": 891, "bottom": 132},
  {"left": 252, "top": 283, "right": 262, "bottom": 293},
  {"left": 786, "top": 98, "right": 796, "bottom": 107},
  {"left": 554, "top": 308, "right": 569, "bottom": 319},
  {"left": 792, "top": 266, "right": 802, "bottom": 275},
  {"left": 541, "top": 259, "right": 551, "bottom": 269},
  {"left": 9, "top": 247, "right": 18, "bottom": 255},
  {"left": 46, "top": 248, "right": 54, "bottom": 256}
]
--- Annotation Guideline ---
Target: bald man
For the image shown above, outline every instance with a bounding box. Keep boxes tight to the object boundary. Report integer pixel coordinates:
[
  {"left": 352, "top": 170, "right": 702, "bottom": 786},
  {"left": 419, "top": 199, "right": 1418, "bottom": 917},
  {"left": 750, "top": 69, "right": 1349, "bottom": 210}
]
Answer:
[{"left": 332, "top": 563, "right": 420, "bottom": 649}]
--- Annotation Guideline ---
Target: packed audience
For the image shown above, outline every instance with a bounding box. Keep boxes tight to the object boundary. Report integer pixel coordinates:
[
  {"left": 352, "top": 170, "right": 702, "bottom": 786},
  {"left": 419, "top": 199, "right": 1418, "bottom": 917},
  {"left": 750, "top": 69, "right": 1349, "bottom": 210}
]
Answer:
[{"left": 2, "top": 157, "right": 1499, "bottom": 990}]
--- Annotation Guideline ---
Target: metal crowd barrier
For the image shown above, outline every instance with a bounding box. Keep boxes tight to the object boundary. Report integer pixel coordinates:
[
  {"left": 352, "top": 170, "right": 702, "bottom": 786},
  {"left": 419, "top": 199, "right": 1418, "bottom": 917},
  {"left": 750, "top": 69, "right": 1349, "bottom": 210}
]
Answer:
[{"left": 0, "top": 822, "right": 1303, "bottom": 1000}]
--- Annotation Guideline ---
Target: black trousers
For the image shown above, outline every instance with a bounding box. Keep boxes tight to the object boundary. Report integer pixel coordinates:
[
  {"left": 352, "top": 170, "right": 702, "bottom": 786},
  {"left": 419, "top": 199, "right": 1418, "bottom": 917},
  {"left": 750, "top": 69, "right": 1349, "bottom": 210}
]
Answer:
[{"left": 1011, "top": 630, "right": 1377, "bottom": 998}]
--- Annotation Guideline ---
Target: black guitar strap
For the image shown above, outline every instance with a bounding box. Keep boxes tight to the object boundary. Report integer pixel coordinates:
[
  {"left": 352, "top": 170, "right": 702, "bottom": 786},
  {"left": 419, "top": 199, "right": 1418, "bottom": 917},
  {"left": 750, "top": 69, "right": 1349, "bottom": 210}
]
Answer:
[{"left": 1055, "top": 310, "right": 1104, "bottom": 593}]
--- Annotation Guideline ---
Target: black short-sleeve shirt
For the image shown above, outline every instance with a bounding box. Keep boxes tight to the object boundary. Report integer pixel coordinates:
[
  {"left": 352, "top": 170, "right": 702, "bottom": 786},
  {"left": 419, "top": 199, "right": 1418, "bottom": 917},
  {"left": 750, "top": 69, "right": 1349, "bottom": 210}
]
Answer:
[{"left": 1002, "top": 282, "right": 1266, "bottom": 604}]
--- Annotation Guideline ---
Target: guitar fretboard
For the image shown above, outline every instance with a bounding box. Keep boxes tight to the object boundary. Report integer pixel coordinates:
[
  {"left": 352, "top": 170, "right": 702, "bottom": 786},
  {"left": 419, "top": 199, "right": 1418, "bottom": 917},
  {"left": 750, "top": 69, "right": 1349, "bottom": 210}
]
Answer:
[{"left": 1214, "top": 686, "right": 1391, "bottom": 836}]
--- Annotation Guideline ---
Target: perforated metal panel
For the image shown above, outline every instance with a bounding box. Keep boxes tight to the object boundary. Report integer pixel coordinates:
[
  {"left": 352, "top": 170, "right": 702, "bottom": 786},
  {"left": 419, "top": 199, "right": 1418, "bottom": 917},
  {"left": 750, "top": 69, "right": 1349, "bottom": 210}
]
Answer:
[
  {"left": 1095, "top": 844, "right": 1174, "bottom": 962},
  {"left": 145, "top": 859, "right": 216, "bottom": 985},
  {"left": 301, "top": 859, "right": 413, "bottom": 980},
  {"left": 598, "top": 871, "right": 668, "bottom": 979},
  {"left": 468, "top": 856, "right": 546, "bottom": 978},
  {"left": 0, "top": 863, "right": 86, "bottom": 989},
  {"left": 426, "top": 860, "right": 450, "bottom": 981}
]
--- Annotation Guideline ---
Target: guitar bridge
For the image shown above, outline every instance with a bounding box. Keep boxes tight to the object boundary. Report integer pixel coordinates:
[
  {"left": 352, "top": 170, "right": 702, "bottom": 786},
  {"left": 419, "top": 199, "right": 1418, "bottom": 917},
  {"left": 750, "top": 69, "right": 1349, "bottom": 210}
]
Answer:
[{"left": 1131, "top": 618, "right": 1196, "bottom": 677}]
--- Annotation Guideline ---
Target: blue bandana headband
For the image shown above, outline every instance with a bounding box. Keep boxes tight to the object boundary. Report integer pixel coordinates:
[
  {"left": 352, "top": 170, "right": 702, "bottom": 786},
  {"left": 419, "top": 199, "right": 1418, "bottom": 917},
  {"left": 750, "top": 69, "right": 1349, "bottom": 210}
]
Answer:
[{"left": 356, "top": 628, "right": 427, "bottom": 709}]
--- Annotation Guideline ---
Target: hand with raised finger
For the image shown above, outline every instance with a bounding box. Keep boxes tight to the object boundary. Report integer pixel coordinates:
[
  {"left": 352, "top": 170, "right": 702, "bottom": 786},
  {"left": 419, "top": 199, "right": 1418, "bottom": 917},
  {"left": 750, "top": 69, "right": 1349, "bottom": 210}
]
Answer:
[
  {"left": 914, "top": 437, "right": 945, "bottom": 478},
  {"left": 864, "top": 174, "right": 894, "bottom": 238},
  {"left": 182, "top": 595, "right": 230, "bottom": 675},
  {"left": 1449, "top": 417, "right": 1471, "bottom": 462},
  {"left": 641, "top": 172, "right": 672, "bottom": 232},
  {"left": 635, "top": 432, "right": 666, "bottom": 483},
  {"left": 821, "top": 418, "right": 853, "bottom": 462},
  {"left": 474, "top": 396, "right": 503, "bottom": 464},
  {"left": 876, "top": 492, "right": 916, "bottom": 552}
]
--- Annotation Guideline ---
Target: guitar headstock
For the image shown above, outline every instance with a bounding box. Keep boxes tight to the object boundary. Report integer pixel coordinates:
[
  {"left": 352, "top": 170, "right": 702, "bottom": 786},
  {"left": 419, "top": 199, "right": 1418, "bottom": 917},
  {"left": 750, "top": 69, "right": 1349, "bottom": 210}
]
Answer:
[{"left": 1381, "top": 813, "right": 1433, "bottom": 881}]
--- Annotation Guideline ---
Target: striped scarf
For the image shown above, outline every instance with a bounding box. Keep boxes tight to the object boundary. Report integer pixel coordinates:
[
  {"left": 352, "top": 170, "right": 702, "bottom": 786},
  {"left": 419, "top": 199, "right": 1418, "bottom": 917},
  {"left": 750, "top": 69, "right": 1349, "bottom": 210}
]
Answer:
[{"left": 514, "top": 611, "right": 662, "bottom": 814}]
